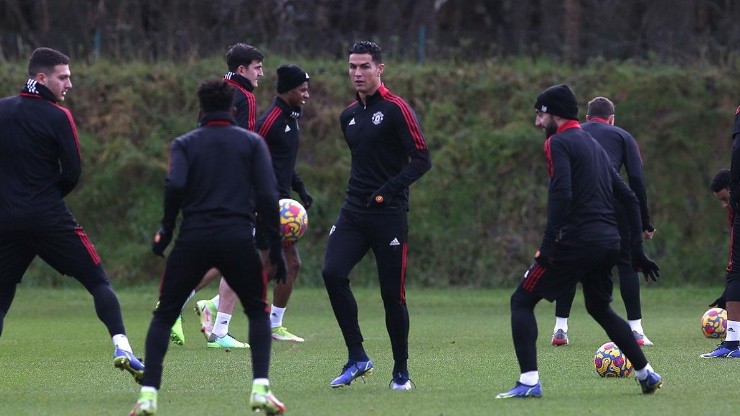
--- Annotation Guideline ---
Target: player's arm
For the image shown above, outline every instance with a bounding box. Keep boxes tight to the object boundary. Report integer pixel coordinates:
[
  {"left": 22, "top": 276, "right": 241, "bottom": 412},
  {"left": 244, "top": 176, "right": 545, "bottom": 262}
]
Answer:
[
  {"left": 611, "top": 166, "right": 642, "bottom": 244},
  {"left": 535, "top": 138, "right": 571, "bottom": 267},
  {"left": 252, "top": 137, "right": 286, "bottom": 282},
  {"left": 55, "top": 111, "right": 82, "bottom": 197},
  {"left": 234, "top": 93, "right": 256, "bottom": 131},
  {"left": 253, "top": 138, "right": 281, "bottom": 244},
  {"left": 371, "top": 105, "right": 431, "bottom": 205},
  {"left": 622, "top": 133, "right": 653, "bottom": 233},
  {"left": 162, "top": 139, "right": 188, "bottom": 230},
  {"left": 613, "top": 166, "right": 660, "bottom": 280},
  {"left": 291, "top": 171, "right": 313, "bottom": 209},
  {"left": 152, "top": 138, "right": 187, "bottom": 256}
]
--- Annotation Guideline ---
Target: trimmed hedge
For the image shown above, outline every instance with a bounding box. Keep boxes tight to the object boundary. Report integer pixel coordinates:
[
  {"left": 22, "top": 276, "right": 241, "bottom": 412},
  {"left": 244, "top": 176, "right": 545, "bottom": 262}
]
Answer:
[{"left": 1, "top": 56, "right": 737, "bottom": 287}]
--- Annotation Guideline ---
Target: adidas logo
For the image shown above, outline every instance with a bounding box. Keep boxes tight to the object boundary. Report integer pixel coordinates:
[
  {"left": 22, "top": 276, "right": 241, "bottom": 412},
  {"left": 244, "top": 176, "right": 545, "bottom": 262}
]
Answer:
[
  {"left": 285, "top": 125, "right": 291, "bottom": 132},
  {"left": 348, "top": 118, "right": 356, "bottom": 125},
  {"left": 219, "top": 320, "right": 228, "bottom": 325},
  {"left": 26, "top": 79, "right": 38, "bottom": 93},
  {"left": 389, "top": 238, "right": 400, "bottom": 246},
  {"left": 729, "top": 327, "right": 736, "bottom": 332}
]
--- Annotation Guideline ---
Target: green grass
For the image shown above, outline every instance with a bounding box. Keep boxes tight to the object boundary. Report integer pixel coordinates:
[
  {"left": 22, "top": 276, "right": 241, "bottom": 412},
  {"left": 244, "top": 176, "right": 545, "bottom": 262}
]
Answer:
[{"left": 0, "top": 284, "right": 734, "bottom": 415}]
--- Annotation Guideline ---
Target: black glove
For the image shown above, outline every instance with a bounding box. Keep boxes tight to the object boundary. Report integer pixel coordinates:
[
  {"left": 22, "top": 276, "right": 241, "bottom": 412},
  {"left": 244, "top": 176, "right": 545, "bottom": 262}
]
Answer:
[
  {"left": 268, "top": 242, "right": 287, "bottom": 284},
  {"left": 298, "top": 189, "right": 314, "bottom": 211},
  {"left": 151, "top": 227, "right": 173, "bottom": 257},
  {"left": 709, "top": 290, "right": 727, "bottom": 309},
  {"left": 367, "top": 184, "right": 392, "bottom": 208},
  {"left": 534, "top": 249, "right": 553, "bottom": 269},
  {"left": 631, "top": 244, "right": 660, "bottom": 282}
]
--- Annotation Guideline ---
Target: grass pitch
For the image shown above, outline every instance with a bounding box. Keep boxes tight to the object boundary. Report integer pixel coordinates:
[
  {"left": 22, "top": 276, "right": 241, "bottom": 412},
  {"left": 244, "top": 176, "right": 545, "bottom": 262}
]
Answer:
[{"left": 0, "top": 284, "right": 733, "bottom": 415}]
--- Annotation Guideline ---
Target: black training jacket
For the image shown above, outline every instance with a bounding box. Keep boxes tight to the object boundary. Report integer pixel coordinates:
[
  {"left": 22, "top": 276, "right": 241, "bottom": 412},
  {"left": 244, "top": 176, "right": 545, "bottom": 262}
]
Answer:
[
  {"left": 223, "top": 72, "right": 257, "bottom": 131},
  {"left": 540, "top": 121, "right": 642, "bottom": 253},
  {"left": 339, "top": 84, "right": 431, "bottom": 212},
  {"left": 582, "top": 119, "right": 652, "bottom": 231},
  {"left": 256, "top": 96, "right": 307, "bottom": 199},
  {"left": 161, "top": 111, "right": 280, "bottom": 245},
  {"left": 0, "top": 81, "right": 80, "bottom": 231}
]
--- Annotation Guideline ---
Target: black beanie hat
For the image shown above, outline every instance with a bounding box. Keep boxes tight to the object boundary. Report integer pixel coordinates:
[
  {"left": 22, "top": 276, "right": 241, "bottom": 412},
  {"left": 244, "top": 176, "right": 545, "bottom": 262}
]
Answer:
[
  {"left": 534, "top": 84, "right": 579, "bottom": 120},
  {"left": 277, "top": 64, "right": 309, "bottom": 93}
]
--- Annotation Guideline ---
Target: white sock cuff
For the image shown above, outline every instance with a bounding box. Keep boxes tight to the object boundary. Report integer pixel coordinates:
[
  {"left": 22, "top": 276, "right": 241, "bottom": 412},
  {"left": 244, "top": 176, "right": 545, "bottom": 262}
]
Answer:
[
  {"left": 519, "top": 371, "right": 539, "bottom": 386},
  {"left": 726, "top": 320, "right": 740, "bottom": 341},
  {"left": 555, "top": 317, "right": 568, "bottom": 332},
  {"left": 253, "top": 378, "right": 269, "bottom": 386},
  {"left": 112, "top": 334, "right": 132, "bottom": 352}
]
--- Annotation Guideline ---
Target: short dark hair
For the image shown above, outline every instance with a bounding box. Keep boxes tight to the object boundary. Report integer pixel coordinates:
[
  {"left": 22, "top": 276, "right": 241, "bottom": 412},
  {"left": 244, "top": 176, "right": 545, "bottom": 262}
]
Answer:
[
  {"left": 348, "top": 41, "right": 382, "bottom": 64},
  {"left": 711, "top": 168, "right": 730, "bottom": 193},
  {"left": 587, "top": 96, "right": 615, "bottom": 119},
  {"left": 197, "top": 78, "right": 235, "bottom": 113},
  {"left": 226, "top": 43, "right": 264, "bottom": 72},
  {"left": 28, "top": 47, "right": 69, "bottom": 77}
]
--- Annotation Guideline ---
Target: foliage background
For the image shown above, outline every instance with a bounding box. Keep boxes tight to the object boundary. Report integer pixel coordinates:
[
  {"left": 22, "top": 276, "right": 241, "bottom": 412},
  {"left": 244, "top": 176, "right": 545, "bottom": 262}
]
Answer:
[
  {"left": 1, "top": 1, "right": 739, "bottom": 65},
  {"left": 0, "top": 55, "right": 737, "bottom": 288}
]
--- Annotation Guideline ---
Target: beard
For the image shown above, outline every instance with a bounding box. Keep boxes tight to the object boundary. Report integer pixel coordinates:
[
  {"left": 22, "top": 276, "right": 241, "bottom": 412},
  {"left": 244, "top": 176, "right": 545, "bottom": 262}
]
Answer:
[{"left": 544, "top": 117, "right": 558, "bottom": 138}]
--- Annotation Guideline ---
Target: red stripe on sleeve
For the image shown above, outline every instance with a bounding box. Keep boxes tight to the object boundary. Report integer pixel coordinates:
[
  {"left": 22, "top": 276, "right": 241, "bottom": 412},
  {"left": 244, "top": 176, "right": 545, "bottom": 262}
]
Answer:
[
  {"left": 246, "top": 93, "right": 257, "bottom": 131},
  {"left": 54, "top": 103, "right": 81, "bottom": 159},
  {"left": 258, "top": 107, "right": 282, "bottom": 140},
  {"left": 381, "top": 88, "right": 427, "bottom": 150}
]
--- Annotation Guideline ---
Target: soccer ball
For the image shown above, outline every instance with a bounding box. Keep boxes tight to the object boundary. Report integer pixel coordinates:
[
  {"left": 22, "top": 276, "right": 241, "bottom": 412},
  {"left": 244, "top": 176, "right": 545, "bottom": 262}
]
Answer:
[
  {"left": 594, "top": 342, "right": 633, "bottom": 378},
  {"left": 701, "top": 307, "right": 727, "bottom": 338},
  {"left": 279, "top": 198, "right": 308, "bottom": 241}
]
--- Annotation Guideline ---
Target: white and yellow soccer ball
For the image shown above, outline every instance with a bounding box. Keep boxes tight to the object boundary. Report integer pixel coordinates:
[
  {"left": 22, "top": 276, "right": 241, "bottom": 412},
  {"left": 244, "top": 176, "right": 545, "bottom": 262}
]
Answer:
[
  {"left": 279, "top": 198, "right": 308, "bottom": 242},
  {"left": 701, "top": 307, "right": 727, "bottom": 338},
  {"left": 594, "top": 342, "right": 633, "bottom": 378}
]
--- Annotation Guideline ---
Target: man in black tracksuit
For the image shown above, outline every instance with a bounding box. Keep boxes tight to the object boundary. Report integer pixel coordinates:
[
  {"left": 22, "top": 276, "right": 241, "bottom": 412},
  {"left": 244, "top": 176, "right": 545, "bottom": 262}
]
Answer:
[
  {"left": 130, "top": 79, "right": 286, "bottom": 415},
  {"left": 552, "top": 96, "right": 657, "bottom": 347},
  {"left": 186, "top": 43, "right": 266, "bottom": 349},
  {"left": 0, "top": 47, "right": 143, "bottom": 383},
  {"left": 496, "top": 84, "right": 662, "bottom": 399},
  {"left": 255, "top": 64, "right": 313, "bottom": 343},
  {"left": 701, "top": 107, "right": 740, "bottom": 358},
  {"left": 322, "top": 41, "right": 432, "bottom": 391},
  {"left": 223, "top": 43, "right": 263, "bottom": 131}
]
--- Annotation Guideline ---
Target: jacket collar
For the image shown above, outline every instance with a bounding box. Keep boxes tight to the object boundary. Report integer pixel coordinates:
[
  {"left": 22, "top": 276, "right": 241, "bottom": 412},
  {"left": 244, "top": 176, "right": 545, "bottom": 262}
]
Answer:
[
  {"left": 223, "top": 72, "right": 255, "bottom": 92},
  {"left": 20, "top": 79, "right": 58, "bottom": 103},
  {"left": 198, "top": 111, "right": 237, "bottom": 126}
]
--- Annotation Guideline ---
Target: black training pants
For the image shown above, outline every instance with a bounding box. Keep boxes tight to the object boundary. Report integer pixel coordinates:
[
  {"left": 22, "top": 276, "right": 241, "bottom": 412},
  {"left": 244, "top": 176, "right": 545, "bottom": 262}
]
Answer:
[
  {"left": 510, "top": 244, "right": 648, "bottom": 374},
  {"left": 322, "top": 208, "right": 409, "bottom": 368},
  {"left": 141, "top": 236, "right": 270, "bottom": 389},
  {"left": 0, "top": 216, "right": 125, "bottom": 337}
]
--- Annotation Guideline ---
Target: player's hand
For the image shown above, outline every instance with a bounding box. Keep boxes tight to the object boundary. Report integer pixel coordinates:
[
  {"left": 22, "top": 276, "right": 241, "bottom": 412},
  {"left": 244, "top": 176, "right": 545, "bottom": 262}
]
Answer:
[
  {"left": 534, "top": 249, "right": 553, "bottom": 269},
  {"left": 298, "top": 189, "right": 314, "bottom": 211},
  {"left": 631, "top": 244, "right": 660, "bottom": 282},
  {"left": 268, "top": 242, "right": 287, "bottom": 284},
  {"left": 151, "top": 227, "right": 173, "bottom": 257},
  {"left": 643, "top": 224, "right": 656, "bottom": 240},
  {"left": 367, "top": 185, "right": 391, "bottom": 208},
  {"left": 709, "top": 290, "right": 727, "bottom": 309}
]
